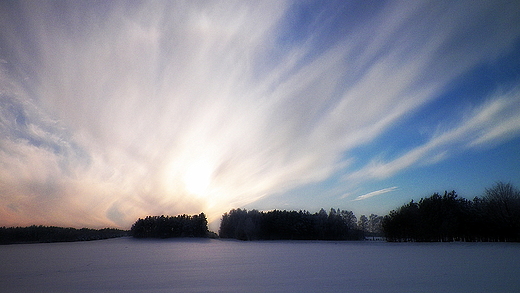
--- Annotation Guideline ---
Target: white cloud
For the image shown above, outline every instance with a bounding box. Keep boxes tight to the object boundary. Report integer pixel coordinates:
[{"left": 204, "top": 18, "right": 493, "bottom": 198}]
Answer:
[
  {"left": 354, "top": 187, "right": 398, "bottom": 201},
  {"left": 1, "top": 1, "right": 520, "bottom": 227},
  {"left": 347, "top": 87, "right": 520, "bottom": 181}
]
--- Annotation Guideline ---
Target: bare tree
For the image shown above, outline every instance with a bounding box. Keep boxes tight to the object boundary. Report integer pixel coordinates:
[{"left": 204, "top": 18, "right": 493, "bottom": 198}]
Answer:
[{"left": 483, "top": 182, "right": 520, "bottom": 241}]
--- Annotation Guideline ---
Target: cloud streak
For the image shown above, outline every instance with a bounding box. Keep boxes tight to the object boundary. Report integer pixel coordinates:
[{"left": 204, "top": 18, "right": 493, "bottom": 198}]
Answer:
[
  {"left": 354, "top": 187, "right": 398, "bottom": 201},
  {"left": 1, "top": 1, "right": 519, "bottom": 228},
  {"left": 346, "top": 87, "right": 520, "bottom": 181}
]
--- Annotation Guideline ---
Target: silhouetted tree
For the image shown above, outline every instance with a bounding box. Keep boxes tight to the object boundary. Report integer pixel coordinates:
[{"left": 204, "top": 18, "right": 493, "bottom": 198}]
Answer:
[
  {"left": 0, "top": 226, "right": 127, "bottom": 244},
  {"left": 481, "top": 182, "right": 520, "bottom": 241},
  {"left": 131, "top": 213, "right": 209, "bottom": 238},
  {"left": 383, "top": 183, "right": 520, "bottom": 242},
  {"left": 358, "top": 215, "right": 368, "bottom": 238},
  {"left": 219, "top": 208, "right": 363, "bottom": 241},
  {"left": 366, "top": 214, "right": 384, "bottom": 239},
  {"left": 383, "top": 199, "right": 420, "bottom": 241}
]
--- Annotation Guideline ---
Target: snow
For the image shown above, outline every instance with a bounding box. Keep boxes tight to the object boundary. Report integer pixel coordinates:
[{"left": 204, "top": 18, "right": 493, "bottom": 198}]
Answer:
[{"left": 1, "top": 238, "right": 519, "bottom": 292}]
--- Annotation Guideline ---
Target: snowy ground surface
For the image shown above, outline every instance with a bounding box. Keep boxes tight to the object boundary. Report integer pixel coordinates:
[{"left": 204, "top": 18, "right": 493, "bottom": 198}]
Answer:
[{"left": 1, "top": 237, "right": 519, "bottom": 292}]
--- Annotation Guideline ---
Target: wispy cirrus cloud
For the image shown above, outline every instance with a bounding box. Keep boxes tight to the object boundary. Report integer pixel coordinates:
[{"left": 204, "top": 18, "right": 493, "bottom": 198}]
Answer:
[
  {"left": 353, "top": 187, "right": 398, "bottom": 201},
  {"left": 0, "top": 1, "right": 519, "bottom": 228},
  {"left": 346, "top": 87, "right": 520, "bottom": 181}
]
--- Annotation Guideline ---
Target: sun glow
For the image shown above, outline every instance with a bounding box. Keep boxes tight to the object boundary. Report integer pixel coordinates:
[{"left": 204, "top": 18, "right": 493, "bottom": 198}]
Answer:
[{"left": 183, "top": 162, "right": 213, "bottom": 197}]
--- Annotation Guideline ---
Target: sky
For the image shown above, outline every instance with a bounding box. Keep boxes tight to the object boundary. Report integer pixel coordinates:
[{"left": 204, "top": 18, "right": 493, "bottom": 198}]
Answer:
[{"left": 1, "top": 0, "right": 520, "bottom": 230}]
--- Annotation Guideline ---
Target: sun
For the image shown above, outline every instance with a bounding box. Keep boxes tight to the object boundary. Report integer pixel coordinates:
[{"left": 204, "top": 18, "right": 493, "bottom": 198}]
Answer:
[{"left": 183, "top": 162, "right": 213, "bottom": 196}]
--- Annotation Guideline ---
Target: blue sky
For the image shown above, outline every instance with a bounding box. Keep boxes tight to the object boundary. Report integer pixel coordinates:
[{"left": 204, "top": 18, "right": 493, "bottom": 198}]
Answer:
[{"left": 1, "top": 0, "right": 519, "bottom": 229}]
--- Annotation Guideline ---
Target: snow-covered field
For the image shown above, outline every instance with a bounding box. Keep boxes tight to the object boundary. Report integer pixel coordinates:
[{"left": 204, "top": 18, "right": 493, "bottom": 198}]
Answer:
[{"left": 1, "top": 238, "right": 519, "bottom": 292}]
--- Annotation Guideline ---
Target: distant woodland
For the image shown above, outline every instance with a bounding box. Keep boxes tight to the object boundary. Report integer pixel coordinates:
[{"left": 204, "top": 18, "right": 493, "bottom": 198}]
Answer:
[
  {"left": 0, "top": 226, "right": 127, "bottom": 244},
  {"left": 217, "top": 182, "right": 519, "bottom": 242},
  {"left": 130, "top": 213, "right": 209, "bottom": 238},
  {"left": 383, "top": 182, "right": 520, "bottom": 242},
  {"left": 219, "top": 208, "right": 366, "bottom": 240}
]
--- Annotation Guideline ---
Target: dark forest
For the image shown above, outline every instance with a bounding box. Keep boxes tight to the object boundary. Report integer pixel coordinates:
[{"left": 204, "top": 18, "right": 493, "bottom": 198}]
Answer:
[
  {"left": 383, "top": 182, "right": 520, "bottom": 242},
  {"left": 219, "top": 208, "right": 364, "bottom": 240},
  {"left": 130, "top": 213, "right": 209, "bottom": 238},
  {"left": 0, "top": 226, "right": 127, "bottom": 244}
]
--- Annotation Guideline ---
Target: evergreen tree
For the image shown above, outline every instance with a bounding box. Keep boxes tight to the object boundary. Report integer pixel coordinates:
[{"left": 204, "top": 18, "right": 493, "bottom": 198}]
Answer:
[
  {"left": 383, "top": 183, "right": 520, "bottom": 242},
  {"left": 131, "top": 213, "right": 209, "bottom": 238},
  {"left": 218, "top": 208, "right": 363, "bottom": 241}
]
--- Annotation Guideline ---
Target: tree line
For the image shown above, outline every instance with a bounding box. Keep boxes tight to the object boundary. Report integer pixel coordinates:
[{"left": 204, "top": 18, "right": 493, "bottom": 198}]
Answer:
[
  {"left": 219, "top": 208, "right": 377, "bottom": 240},
  {"left": 130, "top": 213, "right": 209, "bottom": 238},
  {"left": 3, "top": 182, "right": 517, "bottom": 244},
  {"left": 383, "top": 182, "right": 520, "bottom": 242},
  {"left": 0, "top": 226, "right": 127, "bottom": 244}
]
